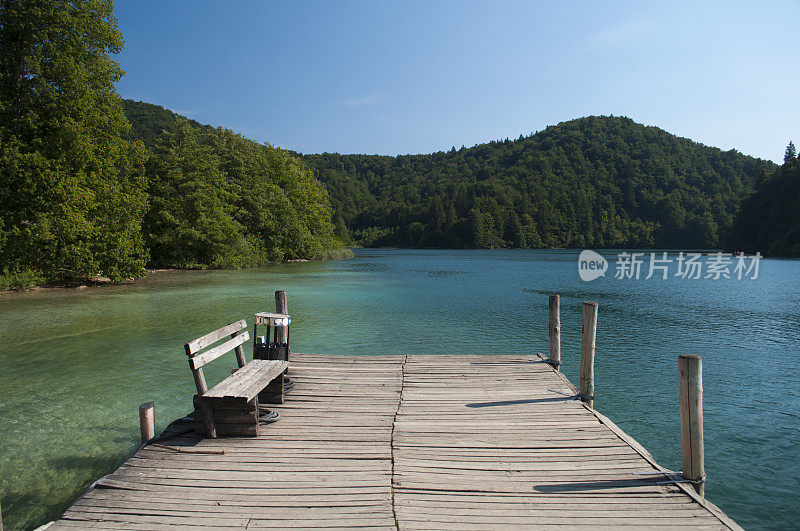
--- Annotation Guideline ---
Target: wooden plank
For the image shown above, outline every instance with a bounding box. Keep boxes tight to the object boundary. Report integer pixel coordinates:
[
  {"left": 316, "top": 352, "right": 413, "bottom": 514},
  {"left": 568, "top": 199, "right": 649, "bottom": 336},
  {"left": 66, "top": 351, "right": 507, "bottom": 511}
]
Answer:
[
  {"left": 188, "top": 331, "right": 250, "bottom": 370},
  {"left": 185, "top": 319, "right": 247, "bottom": 355},
  {"left": 204, "top": 360, "right": 287, "bottom": 399},
  {"left": 69, "top": 502, "right": 395, "bottom": 518},
  {"left": 254, "top": 312, "right": 290, "bottom": 326},
  {"left": 91, "top": 490, "right": 392, "bottom": 504}
]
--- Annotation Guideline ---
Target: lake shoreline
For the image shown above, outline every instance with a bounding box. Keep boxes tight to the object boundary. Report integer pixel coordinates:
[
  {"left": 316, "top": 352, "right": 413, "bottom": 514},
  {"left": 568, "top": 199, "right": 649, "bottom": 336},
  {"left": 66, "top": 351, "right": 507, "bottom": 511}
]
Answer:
[
  {"left": 8, "top": 247, "right": 783, "bottom": 294},
  {"left": 0, "top": 252, "right": 354, "bottom": 294}
]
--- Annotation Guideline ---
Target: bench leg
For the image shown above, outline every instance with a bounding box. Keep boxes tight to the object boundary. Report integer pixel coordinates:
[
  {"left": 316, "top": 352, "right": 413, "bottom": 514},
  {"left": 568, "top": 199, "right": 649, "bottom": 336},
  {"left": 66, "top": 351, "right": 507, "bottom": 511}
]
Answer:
[
  {"left": 258, "top": 375, "right": 284, "bottom": 404},
  {"left": 199, "top": 399, "right": 217, "bottom": 438},
  {"left": 194, "top": 395, "right": 259, "bottom": 437}
]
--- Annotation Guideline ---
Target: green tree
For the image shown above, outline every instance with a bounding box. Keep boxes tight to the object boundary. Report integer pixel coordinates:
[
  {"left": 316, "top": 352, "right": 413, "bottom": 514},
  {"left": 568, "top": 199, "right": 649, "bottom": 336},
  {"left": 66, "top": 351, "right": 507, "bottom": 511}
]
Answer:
[
  {"left": 144, "top": 120, "right": 245, "bottom": 268},
  {"left": 142, "top": 119, "right": 346, "bottom": 268},
  {"left": 728, "top": 147, "right": 800, "bottom": 256},
  {"left": 785, "top": 141, "right": 796, "bottom": 164},
  {"left": 0, "top": 0, "right": 148, "bottom": 283}
]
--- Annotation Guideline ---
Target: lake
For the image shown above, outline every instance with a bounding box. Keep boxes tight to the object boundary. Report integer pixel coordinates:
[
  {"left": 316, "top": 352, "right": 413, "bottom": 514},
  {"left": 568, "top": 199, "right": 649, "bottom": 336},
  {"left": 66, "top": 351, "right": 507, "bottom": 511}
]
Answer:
[{"left": 0, "top": 249, "right": 798, "bottom": 529}]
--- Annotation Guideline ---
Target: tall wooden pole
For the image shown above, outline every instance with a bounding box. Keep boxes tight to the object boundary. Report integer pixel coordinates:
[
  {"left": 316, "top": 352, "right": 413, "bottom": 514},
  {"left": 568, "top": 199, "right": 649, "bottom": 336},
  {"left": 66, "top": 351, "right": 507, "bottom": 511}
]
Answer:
[
  {"left": 679, "top": 354, "right": 705, "bottom": 497},
  {"left": 548, "top": 295, "right": 561, "bottom": 370},
  {"left": 579, "top": 301, "right": 598, "bottom": 408},
  {"left": 275, "top": 290, "right": 288, "bottom": 345},
  {"left": 139, "top": 402, "right": 155, "bottom": 444},
  {"left": 275, "top": 290, "right": 289, "bottom": 364}
]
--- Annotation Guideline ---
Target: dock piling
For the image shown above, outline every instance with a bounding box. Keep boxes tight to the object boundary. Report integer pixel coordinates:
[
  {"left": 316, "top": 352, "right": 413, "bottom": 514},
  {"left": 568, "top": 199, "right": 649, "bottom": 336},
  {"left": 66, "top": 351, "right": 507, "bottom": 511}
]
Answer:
[
  {"left": 275, "top": 290, "right": 288, "bottom": 344},
  {"left": 548, "top": 294, "right": 561, "bottom": 370},
  {"left": 679, "top": 354, "right": 705, "bottom": 497},
  {"left": 139, "top": 401, "right": 155, "bottom": 444},
  {"left": 579, "top": 301, "right": 598, "bottom": 408},
  {"left": 275, "top": 290, "right": 289, "bottom": 362}
]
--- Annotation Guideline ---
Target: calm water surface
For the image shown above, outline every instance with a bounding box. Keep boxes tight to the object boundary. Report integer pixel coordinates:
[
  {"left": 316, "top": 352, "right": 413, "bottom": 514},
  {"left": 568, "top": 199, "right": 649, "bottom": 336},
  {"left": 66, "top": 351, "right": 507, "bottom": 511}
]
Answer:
[{"left": 0, "top": 249, "right": 798, "bottom": 529}]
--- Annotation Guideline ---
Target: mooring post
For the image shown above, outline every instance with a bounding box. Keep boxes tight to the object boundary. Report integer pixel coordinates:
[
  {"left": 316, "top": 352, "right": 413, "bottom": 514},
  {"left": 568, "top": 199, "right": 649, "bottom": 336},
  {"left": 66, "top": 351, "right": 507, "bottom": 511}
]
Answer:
[
  {"left": 275, "top": 290, "right": 288, "bottom": 360},
  {"left": 679, "top": 354, "right": 705, "bottom": 497},
  {"left": 579, "top": 301, "right": 598, "bottom": 408},
  {"left": 548, "top": 294, "right": 561, "bottom": 370},
  {"left": 139, "top": 401, "right": 155, "bottom": 444}
]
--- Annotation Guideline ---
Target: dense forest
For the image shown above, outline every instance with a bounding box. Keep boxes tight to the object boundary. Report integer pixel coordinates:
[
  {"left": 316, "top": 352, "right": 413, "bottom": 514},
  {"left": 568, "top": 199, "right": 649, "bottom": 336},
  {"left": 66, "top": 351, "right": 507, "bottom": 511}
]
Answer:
[
  {"left": 122, "top": 99, "right": 346, "bottom": 268},
  {"left": 301, "top": 119, "right": 775, "bottom": 250},
  {"left": 125, "top": 105, "right": 798, "bottom": 258},
  {"left": 0, "top": 0, "right": 347, "bottom": 289},
  {"left": 1, "top": 1, "right": 793, "bottom": 291},
  {"left": 727, "top": 143, "right": 800, "bottom": 256}
]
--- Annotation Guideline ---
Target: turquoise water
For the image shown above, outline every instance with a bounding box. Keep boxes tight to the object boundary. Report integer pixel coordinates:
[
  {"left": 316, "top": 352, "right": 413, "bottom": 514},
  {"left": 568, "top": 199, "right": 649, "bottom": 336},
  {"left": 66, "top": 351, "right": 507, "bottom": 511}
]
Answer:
[{"left": 0, "top": 249, "right": 798, "bottom": 529}]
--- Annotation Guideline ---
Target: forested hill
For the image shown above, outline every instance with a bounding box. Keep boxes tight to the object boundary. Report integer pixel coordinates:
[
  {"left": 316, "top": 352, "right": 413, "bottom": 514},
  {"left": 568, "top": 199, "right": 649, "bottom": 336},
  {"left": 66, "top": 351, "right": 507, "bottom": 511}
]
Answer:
[
  {"left": 727, "top": 148, "right": 800, "bottom": 257},
  {"left": 122, "top": 101, "right": 775, "bottom": 250},
  {"left": 118, "top": 100, "right": 348, "bottom": 270},
  {"left": 121, "top": 99, "right": 214, "bottom": 149},
  {"left": 301, "top": 117, "right": 775, "bottom": 249}
]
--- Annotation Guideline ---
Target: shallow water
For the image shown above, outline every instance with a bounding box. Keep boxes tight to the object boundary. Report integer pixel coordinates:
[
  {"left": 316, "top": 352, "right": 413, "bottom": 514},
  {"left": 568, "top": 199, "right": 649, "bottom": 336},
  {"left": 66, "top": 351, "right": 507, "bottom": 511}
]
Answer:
[{"left": 0, "top": 249, "right": 798, "bottom": 529}]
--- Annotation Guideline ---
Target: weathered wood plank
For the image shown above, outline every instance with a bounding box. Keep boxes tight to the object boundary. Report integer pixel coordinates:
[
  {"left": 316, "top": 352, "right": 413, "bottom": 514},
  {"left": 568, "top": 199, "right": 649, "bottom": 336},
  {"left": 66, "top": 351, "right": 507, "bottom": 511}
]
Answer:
[
  {"left": 185, "top": 319, "right": 247, "bottom": 355},
  {"left": 204, "top": 360, "right": 287, "bottom": 399},
  {"left": 50, "top": 352, "right": 739, "bottom": 531},
  {"left": 188, "top": 331, "right": 250, "bottom": 370}
]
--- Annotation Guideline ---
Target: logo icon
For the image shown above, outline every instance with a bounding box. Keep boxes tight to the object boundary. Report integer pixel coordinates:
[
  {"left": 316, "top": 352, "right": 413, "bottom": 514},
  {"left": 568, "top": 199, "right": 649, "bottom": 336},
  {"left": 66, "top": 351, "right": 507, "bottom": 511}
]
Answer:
[{"left": 578, "top": 250, "right": 607, "bottom": 281}]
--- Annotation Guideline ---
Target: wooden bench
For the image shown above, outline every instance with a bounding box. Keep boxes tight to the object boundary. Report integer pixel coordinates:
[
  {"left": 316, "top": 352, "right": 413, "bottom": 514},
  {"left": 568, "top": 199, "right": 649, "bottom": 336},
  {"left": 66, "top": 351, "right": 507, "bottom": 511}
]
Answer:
[{"left": 185, "top": 319, "right": 288, "bottom": 437}]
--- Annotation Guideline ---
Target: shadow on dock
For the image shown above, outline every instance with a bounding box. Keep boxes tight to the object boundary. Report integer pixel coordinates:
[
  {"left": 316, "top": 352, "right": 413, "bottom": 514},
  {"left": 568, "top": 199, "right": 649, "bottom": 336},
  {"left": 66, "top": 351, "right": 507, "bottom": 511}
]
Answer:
[
  {"left": 466, "top": 396, "right": 576, "bottom": 408},
  {"left": 534, "top": 477, "right": 672, "bottom": 493}
]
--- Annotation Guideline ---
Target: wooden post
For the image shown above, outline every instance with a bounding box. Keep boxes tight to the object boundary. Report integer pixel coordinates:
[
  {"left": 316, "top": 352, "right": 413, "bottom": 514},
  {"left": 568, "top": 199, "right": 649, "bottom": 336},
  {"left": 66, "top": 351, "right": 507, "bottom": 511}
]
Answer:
[
  {"left": 139, "top": 402, "right": 155, "bottom": 444},
  {"left": 232, "top": 330, "right": 247, "bottom": 368},
  {"left": 1, "top": 498, "right": 3, "bottom": 531},
  {"left": 548, "top": 295, "right": 561, "bottom": 370},
  {"left": 579, "top": 301, "right": 598, "bottom": 408},
  {"left": 275, "top": 290, "right": 288, "bottom": 342},
  {"left": 275, "top": 290, "right": 288, "bottom": 361},
  {"left": 679, "top": 354, "right": 705, "bottom": 497},
  {"left": 184, "top": 343, "right": 215, "bottom": 437}
]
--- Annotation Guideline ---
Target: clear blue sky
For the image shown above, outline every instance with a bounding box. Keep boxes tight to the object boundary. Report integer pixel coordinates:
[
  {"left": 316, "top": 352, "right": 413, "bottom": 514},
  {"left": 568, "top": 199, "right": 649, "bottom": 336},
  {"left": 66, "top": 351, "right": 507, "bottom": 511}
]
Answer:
[{"left": 114, "top": 1, "right": 799, "bottom": 163}]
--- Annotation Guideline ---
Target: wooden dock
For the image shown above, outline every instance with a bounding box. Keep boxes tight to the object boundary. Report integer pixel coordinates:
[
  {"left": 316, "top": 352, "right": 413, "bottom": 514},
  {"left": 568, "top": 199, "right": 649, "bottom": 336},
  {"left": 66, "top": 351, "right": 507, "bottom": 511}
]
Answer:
[{"left": 48, "top": 353, "right": 740, "bottom": 530}]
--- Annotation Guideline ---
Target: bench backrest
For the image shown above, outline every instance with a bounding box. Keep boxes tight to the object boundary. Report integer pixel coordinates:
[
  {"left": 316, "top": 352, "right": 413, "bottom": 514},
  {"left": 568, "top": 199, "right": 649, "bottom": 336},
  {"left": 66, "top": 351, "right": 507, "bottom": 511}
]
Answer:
[{"left": 185, "top": 319, "right": 249, "bottom": 395}]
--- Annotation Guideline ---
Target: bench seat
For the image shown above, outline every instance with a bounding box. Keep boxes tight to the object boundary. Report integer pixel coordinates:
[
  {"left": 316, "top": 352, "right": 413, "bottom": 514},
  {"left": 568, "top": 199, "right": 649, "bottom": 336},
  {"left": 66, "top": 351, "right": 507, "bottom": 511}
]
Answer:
[
  {"left": 185, "top": 319, "right": 290, "bottom": 437},
  {"left": 204, "top": 359, "right": 288, "bottom": 402}
]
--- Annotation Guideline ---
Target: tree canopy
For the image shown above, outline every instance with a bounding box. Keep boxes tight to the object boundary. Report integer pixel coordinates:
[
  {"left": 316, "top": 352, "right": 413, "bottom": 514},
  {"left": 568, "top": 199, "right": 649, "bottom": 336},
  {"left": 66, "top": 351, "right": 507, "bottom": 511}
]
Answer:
[
  {"left": 142, "top": 118, "right": 345, "bottom": 269},
  {"left": 301, "top": 116, "right": 774, "bottom": 250},
  {"left": 728, "top": 143, "right": 800, "bottom": 256},
  {"left": 0, "top": 0, "right": 148, "bottom": 284}
]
